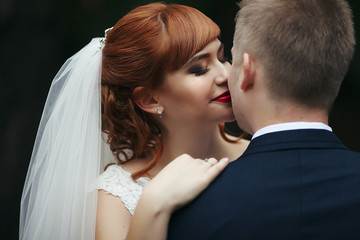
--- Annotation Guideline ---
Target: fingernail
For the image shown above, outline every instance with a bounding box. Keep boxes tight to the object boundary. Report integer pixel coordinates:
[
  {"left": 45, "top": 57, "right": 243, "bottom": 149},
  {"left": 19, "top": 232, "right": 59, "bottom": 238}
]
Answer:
[{"left": 222, "top": 157, "right": 229, "bottom": 162}]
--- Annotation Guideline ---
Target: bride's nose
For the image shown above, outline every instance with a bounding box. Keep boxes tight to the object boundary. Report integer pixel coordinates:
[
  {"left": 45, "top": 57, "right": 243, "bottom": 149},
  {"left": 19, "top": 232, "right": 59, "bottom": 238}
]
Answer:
[{"left": 214, "top": 61, "right": 230, "bottom": 85}]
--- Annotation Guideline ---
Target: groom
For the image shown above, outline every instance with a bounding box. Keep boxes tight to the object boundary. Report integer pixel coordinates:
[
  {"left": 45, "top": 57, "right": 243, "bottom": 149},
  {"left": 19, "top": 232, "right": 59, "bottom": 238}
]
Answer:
[{"left": 167, "top": 0, "right": 360, "bottom": 239}]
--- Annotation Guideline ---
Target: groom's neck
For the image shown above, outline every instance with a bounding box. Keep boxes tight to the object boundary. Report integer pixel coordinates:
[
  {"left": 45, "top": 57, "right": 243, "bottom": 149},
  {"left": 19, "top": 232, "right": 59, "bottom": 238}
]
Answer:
[{"left": 250, "top": 101, "right": 329, "bottom": 134}]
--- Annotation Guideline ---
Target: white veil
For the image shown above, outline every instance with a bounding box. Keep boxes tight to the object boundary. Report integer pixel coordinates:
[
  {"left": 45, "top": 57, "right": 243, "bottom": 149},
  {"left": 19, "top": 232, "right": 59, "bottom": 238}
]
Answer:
[{"left": 19, "top": 37, "right": 111, "bottom": 240}]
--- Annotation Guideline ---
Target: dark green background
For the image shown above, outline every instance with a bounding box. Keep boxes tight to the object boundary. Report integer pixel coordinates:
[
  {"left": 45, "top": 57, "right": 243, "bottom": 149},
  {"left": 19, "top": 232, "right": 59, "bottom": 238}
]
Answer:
[{"left": 1, "top": 0, "right": 359, "bottom": 238}]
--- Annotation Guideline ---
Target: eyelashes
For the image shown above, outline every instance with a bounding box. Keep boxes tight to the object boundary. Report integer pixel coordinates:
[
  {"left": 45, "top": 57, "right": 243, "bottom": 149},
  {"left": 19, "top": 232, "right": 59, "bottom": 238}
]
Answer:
[
  {"left": 187, "top": 57, "right": 230, "bottom": 76},
  {"left": 186, "top": 48, "right": 231, "bottom": 77},
  {"left": 188, "top": 65, "right": 210, "bottom": 76}
]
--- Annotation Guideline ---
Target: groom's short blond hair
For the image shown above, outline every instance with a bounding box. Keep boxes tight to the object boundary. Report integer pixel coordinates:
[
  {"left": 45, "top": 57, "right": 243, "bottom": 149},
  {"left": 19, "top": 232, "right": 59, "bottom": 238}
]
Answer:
[{"left": 234, "top": 0, "right": 355, "bottom": 110}]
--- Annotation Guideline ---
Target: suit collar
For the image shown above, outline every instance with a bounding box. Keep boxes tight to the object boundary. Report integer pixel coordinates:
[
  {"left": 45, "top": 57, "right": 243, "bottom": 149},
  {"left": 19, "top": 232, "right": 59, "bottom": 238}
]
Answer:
[
  {"left": 242, "top": 129, "right": 347, "bottom": 157},
  {"left": 252, "top": 122, "right": 332, "bottom": 140}
]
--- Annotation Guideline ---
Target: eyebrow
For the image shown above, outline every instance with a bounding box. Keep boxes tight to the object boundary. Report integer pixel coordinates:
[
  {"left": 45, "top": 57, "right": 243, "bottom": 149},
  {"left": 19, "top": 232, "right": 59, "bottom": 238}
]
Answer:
[{"left": 184, "top": 43, "right": 224, "bottom": 67}]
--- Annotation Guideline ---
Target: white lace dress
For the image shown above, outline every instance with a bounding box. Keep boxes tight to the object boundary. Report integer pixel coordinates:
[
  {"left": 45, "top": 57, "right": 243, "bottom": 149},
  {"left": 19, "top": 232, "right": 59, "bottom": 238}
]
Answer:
[{"left": 97, "top": 165, "right": 150, "bottom": 215}]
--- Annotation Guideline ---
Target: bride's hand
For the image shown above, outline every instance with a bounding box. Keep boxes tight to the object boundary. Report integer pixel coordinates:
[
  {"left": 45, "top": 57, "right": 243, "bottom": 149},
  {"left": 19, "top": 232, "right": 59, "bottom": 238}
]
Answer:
[
  {"left": 142, "top": 154, "right": 229, "bottom": 213},
  {"left": 127, "top": 154, "right": 229, "bottom": 240}
]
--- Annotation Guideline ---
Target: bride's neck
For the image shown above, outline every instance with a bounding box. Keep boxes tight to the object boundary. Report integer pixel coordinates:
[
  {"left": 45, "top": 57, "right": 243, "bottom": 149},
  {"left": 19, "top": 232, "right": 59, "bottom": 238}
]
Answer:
[{"left": 153, "top": 124, "right": 225, "bottom": 171}]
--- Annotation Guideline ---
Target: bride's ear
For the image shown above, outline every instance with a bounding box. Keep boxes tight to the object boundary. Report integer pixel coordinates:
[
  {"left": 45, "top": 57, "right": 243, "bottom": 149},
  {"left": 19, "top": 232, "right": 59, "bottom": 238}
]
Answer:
[{"left": 133, "top": 86, "right": 161, "bottom": 115}]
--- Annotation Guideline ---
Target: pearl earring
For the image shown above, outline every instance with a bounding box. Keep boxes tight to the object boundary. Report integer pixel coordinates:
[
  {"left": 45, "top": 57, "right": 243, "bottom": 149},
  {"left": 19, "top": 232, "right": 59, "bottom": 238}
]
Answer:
[{"left": 157, "top": 107, "right": 163, "bottom": 118}]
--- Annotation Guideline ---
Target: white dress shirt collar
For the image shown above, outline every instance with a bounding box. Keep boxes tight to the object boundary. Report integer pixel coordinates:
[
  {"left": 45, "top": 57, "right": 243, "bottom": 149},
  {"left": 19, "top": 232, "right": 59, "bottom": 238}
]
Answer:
[{"left": 252, "top": 122, "right": 332, "bottom": 140}]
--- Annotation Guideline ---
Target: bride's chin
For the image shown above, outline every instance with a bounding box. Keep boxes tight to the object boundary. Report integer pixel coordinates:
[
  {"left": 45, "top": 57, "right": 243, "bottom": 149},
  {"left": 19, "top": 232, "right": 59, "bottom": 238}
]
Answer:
[
  {"left": 219, "top": 110, "right": 236, "bottom": 123},
  {"left": 224, "top": 115, "right": 236, "bottom": 123}
]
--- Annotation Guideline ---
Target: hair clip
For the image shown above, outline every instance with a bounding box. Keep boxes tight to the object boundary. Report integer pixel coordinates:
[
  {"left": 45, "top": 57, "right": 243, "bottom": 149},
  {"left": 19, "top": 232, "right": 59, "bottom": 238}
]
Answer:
[{"left": 99, "top": 27, "right": 114, "bottom": 49}]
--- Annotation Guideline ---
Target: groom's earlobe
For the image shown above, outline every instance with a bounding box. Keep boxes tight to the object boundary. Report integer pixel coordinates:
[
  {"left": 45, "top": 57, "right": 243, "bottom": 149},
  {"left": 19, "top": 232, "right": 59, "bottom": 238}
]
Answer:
[{"left": 240, "top": 53, "right": 256, "bottom": 92}]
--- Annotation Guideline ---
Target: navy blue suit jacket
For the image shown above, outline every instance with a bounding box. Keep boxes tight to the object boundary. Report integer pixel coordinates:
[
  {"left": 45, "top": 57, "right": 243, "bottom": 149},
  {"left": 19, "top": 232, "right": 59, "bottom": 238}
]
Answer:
[{"left": 167, "top": 130, "right": 360, "bottom": 239}]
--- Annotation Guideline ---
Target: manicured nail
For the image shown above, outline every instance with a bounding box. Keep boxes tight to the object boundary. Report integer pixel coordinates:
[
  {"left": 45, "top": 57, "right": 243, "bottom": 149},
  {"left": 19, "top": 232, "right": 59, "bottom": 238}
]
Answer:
[{"left": 222, "top": 157, "right": 229, "bottom": 163}]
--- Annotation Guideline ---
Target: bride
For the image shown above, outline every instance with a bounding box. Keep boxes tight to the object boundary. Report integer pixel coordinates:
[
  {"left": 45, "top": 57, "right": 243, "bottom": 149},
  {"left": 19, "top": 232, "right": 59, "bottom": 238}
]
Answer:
[{"left": 20, "top": 3, "right": 249, "bottom": 240}]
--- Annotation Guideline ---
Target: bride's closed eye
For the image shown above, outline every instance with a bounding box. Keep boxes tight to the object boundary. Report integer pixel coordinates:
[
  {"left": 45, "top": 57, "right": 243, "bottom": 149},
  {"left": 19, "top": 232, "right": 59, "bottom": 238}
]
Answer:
[{"left": 188, "top": 64, "right": 210, "bottom": 76}]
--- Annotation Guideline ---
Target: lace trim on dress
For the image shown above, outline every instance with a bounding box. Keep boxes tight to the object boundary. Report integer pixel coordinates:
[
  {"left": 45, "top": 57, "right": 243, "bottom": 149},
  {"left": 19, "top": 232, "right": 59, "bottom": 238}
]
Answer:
[{"left": 97, "top": 165, "right": 150, "bottom": 215}]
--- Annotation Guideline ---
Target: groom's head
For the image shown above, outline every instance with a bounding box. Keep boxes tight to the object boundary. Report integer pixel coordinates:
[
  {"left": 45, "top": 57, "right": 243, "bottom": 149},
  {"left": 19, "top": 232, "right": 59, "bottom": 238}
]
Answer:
[{"left": 229, "top": 0, "right": 355, "bottom": 133}]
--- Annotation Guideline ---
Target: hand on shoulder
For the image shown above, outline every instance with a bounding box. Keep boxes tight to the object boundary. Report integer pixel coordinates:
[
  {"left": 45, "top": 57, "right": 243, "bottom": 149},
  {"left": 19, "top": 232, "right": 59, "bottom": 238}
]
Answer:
[
  {"left": 142, "top": 154, "right": 230, "bottom": 213},
  {"left": 127, "top": 154, "right": 229, "bottom": 239}
]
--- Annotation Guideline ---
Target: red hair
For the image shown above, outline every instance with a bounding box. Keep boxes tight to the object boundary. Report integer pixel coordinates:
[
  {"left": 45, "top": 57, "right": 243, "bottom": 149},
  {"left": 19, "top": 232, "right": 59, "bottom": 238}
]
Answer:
[{"left": 101, "top": 3, "right": 225, "bottom": 179}]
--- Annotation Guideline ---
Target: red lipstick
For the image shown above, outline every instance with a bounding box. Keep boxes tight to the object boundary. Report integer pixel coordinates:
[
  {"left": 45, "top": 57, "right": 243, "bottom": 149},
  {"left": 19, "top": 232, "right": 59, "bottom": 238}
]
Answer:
[{"left": 212, "top": 90, "right": 231, "bottom": 103}]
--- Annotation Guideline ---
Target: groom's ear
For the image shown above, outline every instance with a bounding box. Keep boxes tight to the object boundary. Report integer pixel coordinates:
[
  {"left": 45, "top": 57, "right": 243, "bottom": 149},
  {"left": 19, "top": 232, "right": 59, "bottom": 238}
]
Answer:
[
  {"left": 133, "top": 86, "right": 159, "bottom": 114},
  {"left": 240, "top": 53, "right": 256, "bottom": 92}
]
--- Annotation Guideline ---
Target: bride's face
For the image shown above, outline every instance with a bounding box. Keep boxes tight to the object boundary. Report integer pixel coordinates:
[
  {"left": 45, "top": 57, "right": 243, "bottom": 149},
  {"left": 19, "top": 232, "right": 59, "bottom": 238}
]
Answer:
[{"left": 156, "top": 39, "right": 234, "bottom": 126}]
